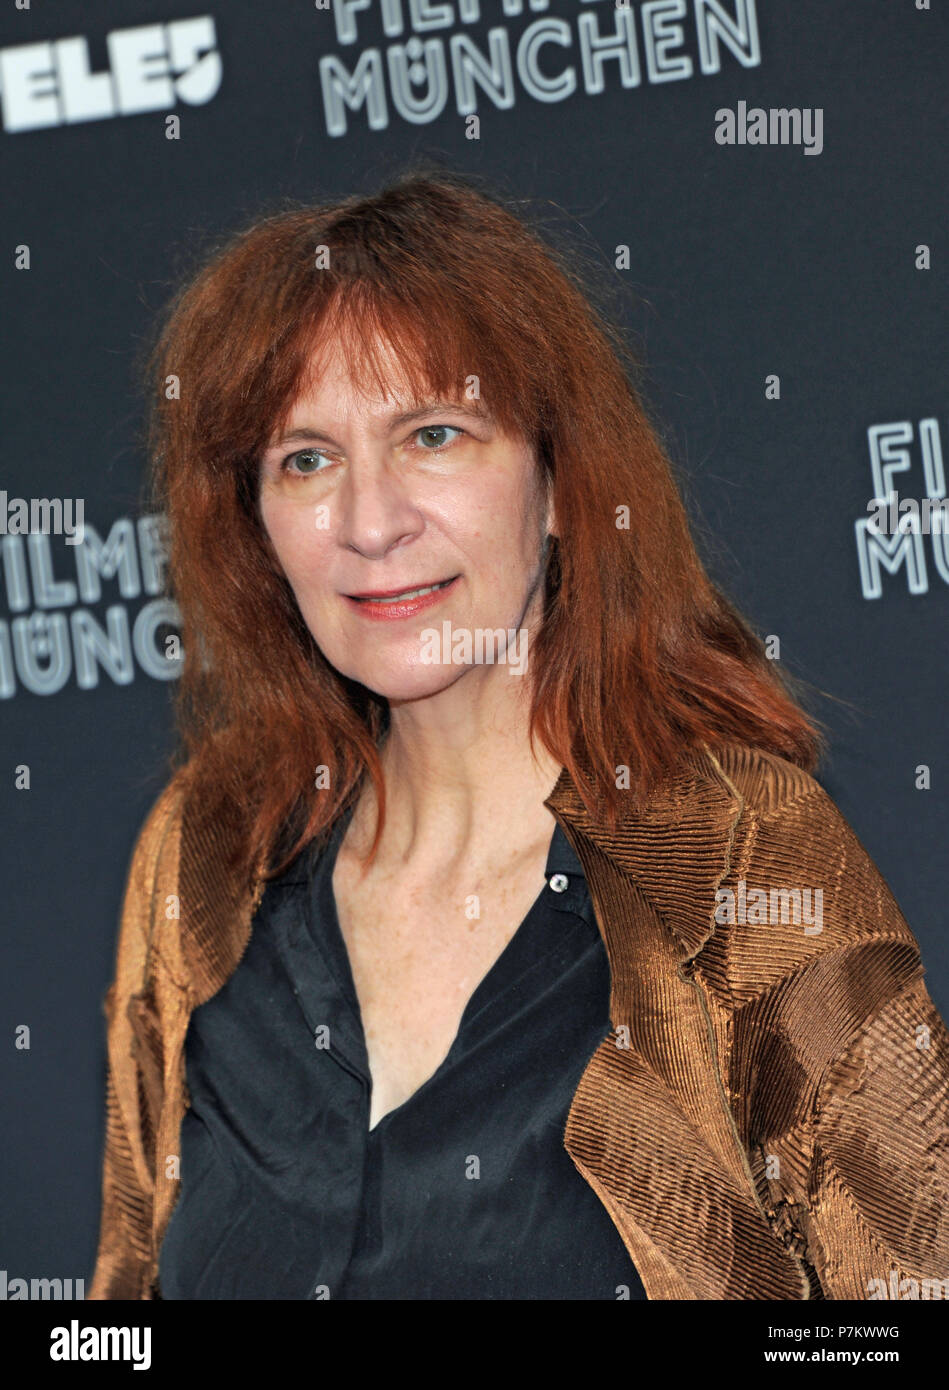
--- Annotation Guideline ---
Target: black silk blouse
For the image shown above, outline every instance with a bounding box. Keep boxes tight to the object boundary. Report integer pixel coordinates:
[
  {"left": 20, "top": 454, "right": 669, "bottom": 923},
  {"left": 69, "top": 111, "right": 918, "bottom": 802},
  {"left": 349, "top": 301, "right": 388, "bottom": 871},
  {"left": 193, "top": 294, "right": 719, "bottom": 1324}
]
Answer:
[{"left": 157, "top": 802, "right": 647, "bottom": 1300}]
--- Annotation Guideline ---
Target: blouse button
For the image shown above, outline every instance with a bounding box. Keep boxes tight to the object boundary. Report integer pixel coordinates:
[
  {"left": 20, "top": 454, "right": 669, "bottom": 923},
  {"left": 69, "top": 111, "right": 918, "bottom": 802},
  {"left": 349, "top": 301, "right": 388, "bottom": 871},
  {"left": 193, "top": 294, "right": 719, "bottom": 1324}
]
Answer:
[{"left": 549, "top": 873, "right": 569, "bottom": 893}]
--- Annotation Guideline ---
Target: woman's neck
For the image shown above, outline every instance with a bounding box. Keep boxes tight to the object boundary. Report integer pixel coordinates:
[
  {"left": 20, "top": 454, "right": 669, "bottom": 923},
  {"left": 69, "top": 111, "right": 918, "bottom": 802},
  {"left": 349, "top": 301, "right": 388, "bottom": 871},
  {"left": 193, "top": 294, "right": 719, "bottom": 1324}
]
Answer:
[{"left": 346, "top": 677, "right": 564, "bottom": 877}]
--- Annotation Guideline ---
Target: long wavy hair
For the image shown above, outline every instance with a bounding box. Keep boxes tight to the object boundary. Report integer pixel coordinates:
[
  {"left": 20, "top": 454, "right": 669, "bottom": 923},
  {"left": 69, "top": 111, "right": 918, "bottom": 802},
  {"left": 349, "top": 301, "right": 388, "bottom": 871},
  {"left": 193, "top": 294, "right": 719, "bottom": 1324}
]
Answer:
[{"left": 142, "top": 163, "right": 825, "bottom": 883}]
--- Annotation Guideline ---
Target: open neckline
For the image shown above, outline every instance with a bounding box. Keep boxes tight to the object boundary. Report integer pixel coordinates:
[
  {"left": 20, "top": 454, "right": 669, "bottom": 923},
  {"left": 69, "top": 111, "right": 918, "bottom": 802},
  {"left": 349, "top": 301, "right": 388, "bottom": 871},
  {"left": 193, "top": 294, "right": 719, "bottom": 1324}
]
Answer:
[{"left": 306, "top": 810, "right": 575, "bottom": 1135}]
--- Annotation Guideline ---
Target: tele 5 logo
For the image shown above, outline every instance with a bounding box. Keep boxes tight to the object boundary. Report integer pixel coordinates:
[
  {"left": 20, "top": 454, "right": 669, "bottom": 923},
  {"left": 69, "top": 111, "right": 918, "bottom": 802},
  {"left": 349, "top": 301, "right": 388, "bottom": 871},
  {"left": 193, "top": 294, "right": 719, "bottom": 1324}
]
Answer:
[{"left": 0, "top": 14, "right": 221, "bottom": 132}]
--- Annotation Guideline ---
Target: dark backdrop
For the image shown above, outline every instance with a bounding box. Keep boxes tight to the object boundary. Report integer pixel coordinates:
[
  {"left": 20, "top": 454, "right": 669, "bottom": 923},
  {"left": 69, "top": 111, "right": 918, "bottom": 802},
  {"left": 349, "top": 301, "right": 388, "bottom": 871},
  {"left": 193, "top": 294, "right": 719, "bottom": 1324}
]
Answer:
[{"left": 1, "top": 0, "right": 946, "bottom": 1290}]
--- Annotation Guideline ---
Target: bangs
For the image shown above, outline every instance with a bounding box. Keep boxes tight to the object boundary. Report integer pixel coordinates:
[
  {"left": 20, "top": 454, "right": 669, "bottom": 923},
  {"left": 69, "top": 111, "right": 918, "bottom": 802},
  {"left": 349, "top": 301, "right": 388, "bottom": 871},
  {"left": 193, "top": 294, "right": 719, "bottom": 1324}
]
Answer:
[{"left": 267, "top": 276, "right": 540, "bottom": 450}]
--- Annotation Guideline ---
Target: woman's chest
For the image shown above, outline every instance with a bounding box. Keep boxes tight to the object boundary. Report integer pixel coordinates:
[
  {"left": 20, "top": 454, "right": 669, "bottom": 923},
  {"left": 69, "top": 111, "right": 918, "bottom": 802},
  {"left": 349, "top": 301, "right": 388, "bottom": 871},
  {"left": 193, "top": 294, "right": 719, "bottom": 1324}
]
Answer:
[{"left": 331, "top": 849, "right": 551, "bottom": 1127}]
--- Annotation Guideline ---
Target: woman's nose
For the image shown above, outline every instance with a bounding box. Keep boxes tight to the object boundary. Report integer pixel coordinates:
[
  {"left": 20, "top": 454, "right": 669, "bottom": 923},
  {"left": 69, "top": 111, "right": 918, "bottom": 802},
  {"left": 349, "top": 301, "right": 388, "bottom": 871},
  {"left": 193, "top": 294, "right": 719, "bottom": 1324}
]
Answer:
[{"left": 335, "top": 459, "right": 420, "bottom": 558}]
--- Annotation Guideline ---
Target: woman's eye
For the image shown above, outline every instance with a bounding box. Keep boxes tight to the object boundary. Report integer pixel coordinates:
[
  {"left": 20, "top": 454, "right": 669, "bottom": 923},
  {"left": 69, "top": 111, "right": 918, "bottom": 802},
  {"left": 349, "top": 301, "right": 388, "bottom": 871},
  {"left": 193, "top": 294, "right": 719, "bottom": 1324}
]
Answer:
[
  {"left": 282, "top": 448, "right": 327, "bottom": 476},
  {"left": 278, "top": 427, "right": 461, "bottom": 475},
  {"left": 415, "top": 425, "right": 462, "bottom": 450}
]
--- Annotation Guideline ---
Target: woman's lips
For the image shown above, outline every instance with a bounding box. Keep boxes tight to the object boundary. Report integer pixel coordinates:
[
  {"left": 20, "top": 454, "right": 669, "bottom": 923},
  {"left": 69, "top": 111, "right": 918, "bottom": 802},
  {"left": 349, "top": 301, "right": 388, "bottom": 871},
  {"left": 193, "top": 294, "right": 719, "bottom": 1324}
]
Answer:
[{"left": 343, "top": 574, "right": 459, "bottom": 620}]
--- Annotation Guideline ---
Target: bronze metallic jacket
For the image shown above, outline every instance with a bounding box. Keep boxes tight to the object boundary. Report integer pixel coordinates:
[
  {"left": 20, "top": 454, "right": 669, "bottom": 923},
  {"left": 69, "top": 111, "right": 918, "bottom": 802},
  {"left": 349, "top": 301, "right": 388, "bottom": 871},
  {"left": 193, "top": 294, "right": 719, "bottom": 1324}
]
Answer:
[{"left": 88, "top": 741, "right": 949, "bottom": 1299}]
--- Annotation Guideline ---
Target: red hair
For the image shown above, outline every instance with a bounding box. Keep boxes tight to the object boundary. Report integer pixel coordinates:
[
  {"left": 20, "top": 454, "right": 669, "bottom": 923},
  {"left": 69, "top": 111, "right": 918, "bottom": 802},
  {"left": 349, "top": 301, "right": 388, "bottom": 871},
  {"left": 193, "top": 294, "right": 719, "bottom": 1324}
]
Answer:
[{"left": 143, "top": 163, "right": 825, "bottom": 883}]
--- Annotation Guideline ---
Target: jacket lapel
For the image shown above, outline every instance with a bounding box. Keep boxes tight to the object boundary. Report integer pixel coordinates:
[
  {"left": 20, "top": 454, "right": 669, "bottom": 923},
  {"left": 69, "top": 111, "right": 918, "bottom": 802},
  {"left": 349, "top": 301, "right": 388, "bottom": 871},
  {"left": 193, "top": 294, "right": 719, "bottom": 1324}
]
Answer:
[{"left": 544, "top": 743, "right": 811, "bottom": 1298}]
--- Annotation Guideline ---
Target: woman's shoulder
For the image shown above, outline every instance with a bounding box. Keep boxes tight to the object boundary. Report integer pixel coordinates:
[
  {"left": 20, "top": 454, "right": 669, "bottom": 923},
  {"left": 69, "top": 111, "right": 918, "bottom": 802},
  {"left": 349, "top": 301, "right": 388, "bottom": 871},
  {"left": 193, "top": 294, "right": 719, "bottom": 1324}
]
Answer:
[
  {"left": 703, "top": 740, "right": 832, "bottom": 816},
  {"left": 127, "top": 768, "right": 190, "bottom": 870},
  {"left": 117, "top": 768, "right": 193, "bottom": 943},
  {"left": 705, "top": 741, "right": 900, "bottom": 872},
  {"left": 699, "top": 740, "right": 922, "bottom": 973}
]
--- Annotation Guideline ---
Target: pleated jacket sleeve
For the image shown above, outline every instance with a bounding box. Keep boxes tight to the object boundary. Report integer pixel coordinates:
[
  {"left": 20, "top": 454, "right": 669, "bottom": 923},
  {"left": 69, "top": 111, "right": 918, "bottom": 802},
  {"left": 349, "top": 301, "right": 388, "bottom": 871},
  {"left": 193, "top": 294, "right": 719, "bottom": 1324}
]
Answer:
[
  {"left": 808, "top": 964, "right": 949, "bottom": 1297},
  {"left": 87, "top": 778, "right": 185, "bottom": 1300},
  {"left": 712, "top": 751, "right": 949, "bottom": 1299}
]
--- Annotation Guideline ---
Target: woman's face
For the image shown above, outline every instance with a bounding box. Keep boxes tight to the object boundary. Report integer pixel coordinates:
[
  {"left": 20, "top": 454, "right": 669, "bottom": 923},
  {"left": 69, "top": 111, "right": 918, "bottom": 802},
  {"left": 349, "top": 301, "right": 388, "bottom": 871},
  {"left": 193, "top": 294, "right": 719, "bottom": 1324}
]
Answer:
[{"left": 258, "top": 332, "right": 555, "bottom": 701}]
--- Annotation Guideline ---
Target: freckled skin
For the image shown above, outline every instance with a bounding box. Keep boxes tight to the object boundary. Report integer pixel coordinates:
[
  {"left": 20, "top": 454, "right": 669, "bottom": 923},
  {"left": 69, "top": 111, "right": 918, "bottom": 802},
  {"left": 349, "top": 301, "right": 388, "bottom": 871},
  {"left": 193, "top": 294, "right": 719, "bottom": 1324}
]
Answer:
[
  {"left": 258, "top": 333, "right": 562, "bottom": 1128},
  {"left": 331, "top": 838, "right": 556, "bottom": 1127}
]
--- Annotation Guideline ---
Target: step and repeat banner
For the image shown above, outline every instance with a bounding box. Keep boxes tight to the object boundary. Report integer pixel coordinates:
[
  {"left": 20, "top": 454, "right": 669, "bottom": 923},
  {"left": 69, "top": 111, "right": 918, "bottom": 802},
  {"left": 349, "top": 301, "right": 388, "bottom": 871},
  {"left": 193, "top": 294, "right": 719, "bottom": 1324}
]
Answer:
[{"left": 2, "top": 0, "right": 946, "bottom": 1298}]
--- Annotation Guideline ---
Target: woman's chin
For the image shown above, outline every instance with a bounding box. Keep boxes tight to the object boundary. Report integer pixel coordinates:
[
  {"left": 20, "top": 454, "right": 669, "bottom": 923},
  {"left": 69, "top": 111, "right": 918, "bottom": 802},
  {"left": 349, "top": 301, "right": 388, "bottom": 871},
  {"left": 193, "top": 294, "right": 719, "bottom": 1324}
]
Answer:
[{"left": 344, "top": 662, "right": 469, "bottom": 704}]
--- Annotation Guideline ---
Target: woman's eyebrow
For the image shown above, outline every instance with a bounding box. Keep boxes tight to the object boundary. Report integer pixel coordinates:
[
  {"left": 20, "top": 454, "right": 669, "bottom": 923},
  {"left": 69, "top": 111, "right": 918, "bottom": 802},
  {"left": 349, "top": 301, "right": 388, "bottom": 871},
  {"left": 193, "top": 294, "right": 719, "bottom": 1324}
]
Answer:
[
  {"left": 268, "top": 399, "right": 492, "bottom": 450},
  {"left": 387, "top": 399, "right": 493, "bottom": 429}
]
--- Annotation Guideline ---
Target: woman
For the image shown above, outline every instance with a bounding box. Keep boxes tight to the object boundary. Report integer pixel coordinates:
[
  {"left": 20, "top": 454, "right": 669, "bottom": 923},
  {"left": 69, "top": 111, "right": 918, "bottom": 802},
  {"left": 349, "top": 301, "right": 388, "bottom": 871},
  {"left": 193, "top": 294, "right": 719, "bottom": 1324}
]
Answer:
[{"left": 89, "top": 168, "right": 949, "bottom": 1300}]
